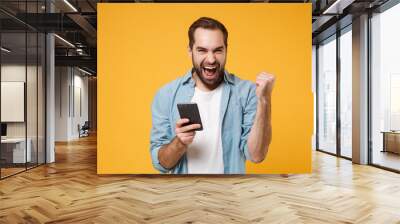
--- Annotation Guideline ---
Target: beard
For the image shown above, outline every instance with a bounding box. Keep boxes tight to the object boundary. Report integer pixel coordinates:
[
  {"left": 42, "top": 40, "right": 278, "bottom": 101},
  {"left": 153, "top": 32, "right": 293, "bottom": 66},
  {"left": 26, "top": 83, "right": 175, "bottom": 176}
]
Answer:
[{"left": 192, "top": 57, "right": 224, "bottom": 89}]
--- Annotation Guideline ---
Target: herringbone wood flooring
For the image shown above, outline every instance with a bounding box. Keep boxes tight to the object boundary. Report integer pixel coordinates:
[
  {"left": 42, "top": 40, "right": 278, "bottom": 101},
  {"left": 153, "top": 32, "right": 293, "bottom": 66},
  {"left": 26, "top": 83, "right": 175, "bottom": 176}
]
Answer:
[{"left": 1, "top": 134, "right": 400, "bottom": 223}]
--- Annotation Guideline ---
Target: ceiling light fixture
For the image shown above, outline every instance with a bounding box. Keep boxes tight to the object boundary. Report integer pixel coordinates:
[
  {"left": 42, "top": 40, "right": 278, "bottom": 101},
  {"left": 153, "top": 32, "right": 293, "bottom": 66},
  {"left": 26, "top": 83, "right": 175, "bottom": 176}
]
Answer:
[
  {"left": 54, "top": 34, "right": 75, "bottom": 48},
  {"left": 1, "top": 47, "right": 11, "bottom": 53},
  {"left": 63, "top": 0, "right": 78, "bottom": 12},
  {"left": 322, "top": 0, "right": 354, "bottom": 15},
  {"left": 78, "top": 67, "right": 93, "bottom": 76}
]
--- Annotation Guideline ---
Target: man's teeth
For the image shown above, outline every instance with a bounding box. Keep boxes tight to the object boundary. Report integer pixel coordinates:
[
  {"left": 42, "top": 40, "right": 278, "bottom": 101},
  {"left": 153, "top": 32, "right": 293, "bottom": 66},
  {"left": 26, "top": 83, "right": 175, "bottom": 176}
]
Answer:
[{"left": 203, "top": 66, "right": 217, "bottom": 74}]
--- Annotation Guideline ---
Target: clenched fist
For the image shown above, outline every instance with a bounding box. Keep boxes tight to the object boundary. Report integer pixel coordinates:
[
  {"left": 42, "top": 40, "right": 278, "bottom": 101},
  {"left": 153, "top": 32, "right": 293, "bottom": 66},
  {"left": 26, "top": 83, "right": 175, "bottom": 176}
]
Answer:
[
  {"left": 175, "top": 118, "right": 201, "bottom": 145},
  {"left": 255, "top": 72, "right": 275, "bottom": 100}
]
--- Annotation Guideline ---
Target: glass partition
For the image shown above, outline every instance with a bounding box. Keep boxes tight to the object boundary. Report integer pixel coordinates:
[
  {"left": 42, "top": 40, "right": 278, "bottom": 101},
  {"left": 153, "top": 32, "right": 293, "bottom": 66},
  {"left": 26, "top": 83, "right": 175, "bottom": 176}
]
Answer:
[
  {"left": 0, "top": 1, "right": 46, "bottom": 179},
  {"left": 1, "top": 30, "right": 28, "bottom": 177}
]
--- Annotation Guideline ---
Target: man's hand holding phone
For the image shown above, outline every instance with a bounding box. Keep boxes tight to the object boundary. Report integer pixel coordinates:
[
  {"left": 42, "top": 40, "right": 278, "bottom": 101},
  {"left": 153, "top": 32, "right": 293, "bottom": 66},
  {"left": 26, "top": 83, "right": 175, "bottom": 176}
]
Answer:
[
  {"left": 158, "top": 118, "right": 201, "bottom": 169},
  {"left": 175, "top": 118, "right": 201, "bottom": 145}
]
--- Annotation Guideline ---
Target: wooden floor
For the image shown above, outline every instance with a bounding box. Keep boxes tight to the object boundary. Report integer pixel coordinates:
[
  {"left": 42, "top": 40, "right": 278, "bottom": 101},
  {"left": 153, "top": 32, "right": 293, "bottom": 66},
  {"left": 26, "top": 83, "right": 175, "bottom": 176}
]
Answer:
[
  {"left": 0, "top": 167, "right": 26, "bottom": 178},
  {"left": 1, "top": 163, "right": 45, "bottom": 178},
  {"left": 373, "top": 150, "right": 400, "bottom": 171},
  {"left": 1, "top": 134, "right": 400, "bottom": 223}
]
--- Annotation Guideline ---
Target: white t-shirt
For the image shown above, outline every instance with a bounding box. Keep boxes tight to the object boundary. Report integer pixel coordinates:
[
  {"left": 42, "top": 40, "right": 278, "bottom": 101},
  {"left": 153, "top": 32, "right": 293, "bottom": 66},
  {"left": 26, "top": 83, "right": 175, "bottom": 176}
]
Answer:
[{"left": 187, "top": 83, "right": 224, "bottom": 174}]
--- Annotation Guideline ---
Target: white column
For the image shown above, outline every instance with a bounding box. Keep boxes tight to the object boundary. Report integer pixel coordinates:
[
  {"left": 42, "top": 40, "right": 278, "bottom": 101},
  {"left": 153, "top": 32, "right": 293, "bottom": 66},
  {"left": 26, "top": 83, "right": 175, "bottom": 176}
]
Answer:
[
  {"left": 46, "top": 32, "right": 55, "bottom": 163},
  {"left": 352, "top": 14, "right": 369, "bottom": 164}
]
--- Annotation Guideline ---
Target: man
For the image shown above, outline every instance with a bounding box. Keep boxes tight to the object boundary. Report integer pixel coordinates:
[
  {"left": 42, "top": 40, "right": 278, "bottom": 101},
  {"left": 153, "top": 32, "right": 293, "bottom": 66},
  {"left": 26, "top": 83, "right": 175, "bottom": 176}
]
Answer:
[{"left": 150, "top": 17, "right": 275, "bottom": 174}]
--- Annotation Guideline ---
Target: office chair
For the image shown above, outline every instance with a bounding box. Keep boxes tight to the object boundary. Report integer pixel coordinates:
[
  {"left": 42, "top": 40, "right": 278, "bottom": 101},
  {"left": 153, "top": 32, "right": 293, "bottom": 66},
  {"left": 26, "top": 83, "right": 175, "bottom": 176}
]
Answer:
[{"left": 79, "top": 121, "right": 90, "bottom": 138}]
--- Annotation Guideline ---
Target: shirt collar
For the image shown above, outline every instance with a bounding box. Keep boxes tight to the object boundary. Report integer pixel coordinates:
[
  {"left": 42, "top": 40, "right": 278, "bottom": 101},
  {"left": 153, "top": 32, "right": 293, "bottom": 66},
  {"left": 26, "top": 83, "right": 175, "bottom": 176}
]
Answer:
[{"left": 182, "top": 68, "right": 234, "bottom": 86}]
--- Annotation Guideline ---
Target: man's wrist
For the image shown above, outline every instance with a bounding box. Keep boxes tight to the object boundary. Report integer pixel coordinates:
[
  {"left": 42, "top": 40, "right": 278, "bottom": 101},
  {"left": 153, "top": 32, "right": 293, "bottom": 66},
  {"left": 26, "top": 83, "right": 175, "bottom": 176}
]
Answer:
[
  {"left": 174, "top": 136, "right": 188, "bottom": 151},
  {"left": 257, "top": 96, "right": 270, "bottom": 106}
]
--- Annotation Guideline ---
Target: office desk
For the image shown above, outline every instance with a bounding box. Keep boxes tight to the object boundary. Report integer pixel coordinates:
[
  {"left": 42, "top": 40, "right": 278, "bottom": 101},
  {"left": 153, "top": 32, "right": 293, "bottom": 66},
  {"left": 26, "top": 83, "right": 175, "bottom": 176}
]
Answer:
[
  {"left": 1, "top": 138, "right": 31, "bottom": 164},
  {"left": 381, "top": 131, "right": 400, "bottom": 154}
]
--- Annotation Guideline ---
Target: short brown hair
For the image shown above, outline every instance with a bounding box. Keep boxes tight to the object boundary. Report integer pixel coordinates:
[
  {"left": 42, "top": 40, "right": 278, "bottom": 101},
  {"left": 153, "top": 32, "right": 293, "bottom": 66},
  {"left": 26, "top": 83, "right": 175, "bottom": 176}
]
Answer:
[{"left": 188, "top": 17, "right": 228, "bottom": 50}]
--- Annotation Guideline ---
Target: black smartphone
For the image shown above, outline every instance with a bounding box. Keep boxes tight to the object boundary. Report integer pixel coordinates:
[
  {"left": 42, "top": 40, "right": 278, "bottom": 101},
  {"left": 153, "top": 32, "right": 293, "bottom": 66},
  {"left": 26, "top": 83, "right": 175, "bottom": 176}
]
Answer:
[{"left": 177, "top": 103, "right": 203, "bottom": 131}]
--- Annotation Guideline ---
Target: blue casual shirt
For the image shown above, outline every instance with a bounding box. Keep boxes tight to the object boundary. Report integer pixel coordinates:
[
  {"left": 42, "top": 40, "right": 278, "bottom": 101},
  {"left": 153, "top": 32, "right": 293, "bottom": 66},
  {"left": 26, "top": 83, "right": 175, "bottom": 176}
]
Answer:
[{"left": 150, "top": 69, "right": 257, "bottom": 174}]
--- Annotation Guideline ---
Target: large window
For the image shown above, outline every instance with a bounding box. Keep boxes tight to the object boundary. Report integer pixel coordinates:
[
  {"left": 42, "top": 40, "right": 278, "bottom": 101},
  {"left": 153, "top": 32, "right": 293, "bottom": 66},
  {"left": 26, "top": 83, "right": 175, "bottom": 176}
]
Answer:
[
  {"left": 371, "top": 2, "right": 400, "bottom": 171},
  {"left": 317, "top": 35, "right": 337, "bottom": 154},
  {"left": 339, "top": 27, "right": 352, "bottom": 158},
  {"left": 316, "top": 25, "right": 353, "bottom": 159}
]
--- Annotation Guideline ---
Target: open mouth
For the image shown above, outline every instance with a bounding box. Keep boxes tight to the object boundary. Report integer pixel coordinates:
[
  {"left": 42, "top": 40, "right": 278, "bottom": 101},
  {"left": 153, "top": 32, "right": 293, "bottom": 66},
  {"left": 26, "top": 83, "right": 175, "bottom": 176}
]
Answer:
[{"left": 202, "top": 66, "right": 218, "bottom": 79}]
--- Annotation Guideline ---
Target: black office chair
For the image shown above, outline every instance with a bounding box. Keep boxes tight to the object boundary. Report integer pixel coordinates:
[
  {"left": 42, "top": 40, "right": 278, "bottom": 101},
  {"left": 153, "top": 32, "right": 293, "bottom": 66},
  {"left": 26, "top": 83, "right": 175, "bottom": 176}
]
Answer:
[{"left": 79, "top": 121, "right": 90, "bottom": 138}]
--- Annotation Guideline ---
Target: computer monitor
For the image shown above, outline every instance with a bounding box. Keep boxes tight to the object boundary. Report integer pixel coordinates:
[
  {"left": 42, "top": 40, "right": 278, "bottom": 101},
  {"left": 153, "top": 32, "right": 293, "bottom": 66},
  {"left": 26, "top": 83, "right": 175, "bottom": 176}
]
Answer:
[{"left": 1, "top": 123, "right": 7, "bottom": 137}]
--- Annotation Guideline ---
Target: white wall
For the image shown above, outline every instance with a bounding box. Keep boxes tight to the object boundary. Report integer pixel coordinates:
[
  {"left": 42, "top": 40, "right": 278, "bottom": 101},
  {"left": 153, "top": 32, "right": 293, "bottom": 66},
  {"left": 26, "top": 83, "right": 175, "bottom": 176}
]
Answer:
[
  {"left": 55, "top": 67, "right": 89, "bottom": 141},
  {"left": 72, "top": 72, "right": 89, "bottom": 138},
  {"left": 55, "top": 66, "right": 70, "bottom": 141}
]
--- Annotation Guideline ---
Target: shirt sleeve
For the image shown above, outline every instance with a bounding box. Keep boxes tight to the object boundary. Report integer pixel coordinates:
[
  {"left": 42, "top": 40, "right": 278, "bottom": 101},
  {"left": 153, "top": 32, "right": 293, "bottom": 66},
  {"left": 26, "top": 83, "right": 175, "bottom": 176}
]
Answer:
[
  {"left": 150, "top": 89, "right": 173, "bottom": 173},
  {"left": 239, "top": 83, "right": 257, "bottom": 161}
]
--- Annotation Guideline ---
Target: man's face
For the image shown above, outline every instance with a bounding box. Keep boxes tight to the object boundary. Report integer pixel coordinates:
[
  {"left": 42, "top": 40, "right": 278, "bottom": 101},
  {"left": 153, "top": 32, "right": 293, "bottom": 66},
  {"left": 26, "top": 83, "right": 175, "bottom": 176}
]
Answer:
[{"left": 190, "top": 28, "right": 227, "bottom": 89}]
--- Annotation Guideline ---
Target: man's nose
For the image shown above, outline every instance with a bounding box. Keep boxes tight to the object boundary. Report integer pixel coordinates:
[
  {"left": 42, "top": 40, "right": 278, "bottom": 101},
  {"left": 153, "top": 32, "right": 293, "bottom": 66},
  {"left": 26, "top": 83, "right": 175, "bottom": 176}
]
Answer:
[{"left": 205, "top": 52, "right": 216, "bottom": 64}]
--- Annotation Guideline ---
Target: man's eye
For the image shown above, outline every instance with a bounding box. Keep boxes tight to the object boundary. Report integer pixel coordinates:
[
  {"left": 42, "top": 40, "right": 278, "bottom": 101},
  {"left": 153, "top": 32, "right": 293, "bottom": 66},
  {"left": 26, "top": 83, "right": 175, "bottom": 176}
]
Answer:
[{"left": 198, "top": 49, "right": 206, "bottom": 53}]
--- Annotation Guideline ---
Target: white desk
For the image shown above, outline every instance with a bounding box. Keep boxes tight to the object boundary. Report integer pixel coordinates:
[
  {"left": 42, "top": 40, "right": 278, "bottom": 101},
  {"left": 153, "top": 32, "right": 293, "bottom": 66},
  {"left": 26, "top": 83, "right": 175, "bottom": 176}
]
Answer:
[{"left": 1, "top": 138, "right": 31, "bottom": 163}]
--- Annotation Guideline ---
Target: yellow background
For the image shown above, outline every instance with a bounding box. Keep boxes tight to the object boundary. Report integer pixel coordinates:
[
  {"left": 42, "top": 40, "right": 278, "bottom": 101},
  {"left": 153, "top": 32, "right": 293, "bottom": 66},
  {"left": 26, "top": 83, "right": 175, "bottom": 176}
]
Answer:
[{"left": 98, "top": 3, "right": 312, "bottom": 174}]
